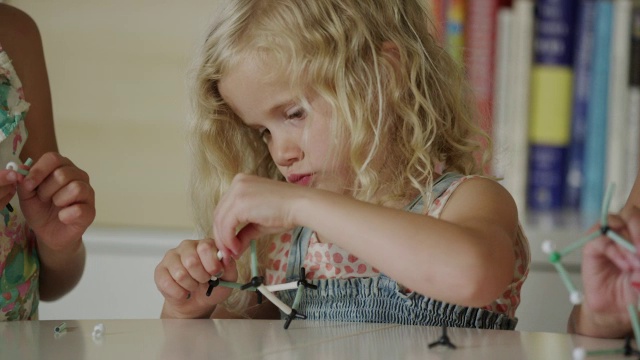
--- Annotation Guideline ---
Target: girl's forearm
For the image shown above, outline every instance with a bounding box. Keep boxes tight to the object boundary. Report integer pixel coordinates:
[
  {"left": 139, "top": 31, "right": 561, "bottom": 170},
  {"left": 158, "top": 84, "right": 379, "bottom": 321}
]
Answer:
[
  {"left": 37, "top": 238, "right": 86, "bottom": 301},
  {"left": 291, "top": 189, "right": 516, "bottom": 307}
]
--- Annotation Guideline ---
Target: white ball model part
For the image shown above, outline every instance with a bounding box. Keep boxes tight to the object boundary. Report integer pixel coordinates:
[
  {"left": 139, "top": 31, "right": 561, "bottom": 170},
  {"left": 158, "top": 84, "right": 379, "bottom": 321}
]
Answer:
[
  {"left": 92, "top": 323, "right": 105, "bottom": 338},
  {"left": 570, "top": 291, "right": 583, "bottom": 305},
  {"left": 572, "top": 347, "right": 586, "bottom": 360},
  {"left": 5, "top": 162, "right": 17, "bottom": 171},
  {"left": 541, "top": 240, "right": 555, "bottom": 254}
]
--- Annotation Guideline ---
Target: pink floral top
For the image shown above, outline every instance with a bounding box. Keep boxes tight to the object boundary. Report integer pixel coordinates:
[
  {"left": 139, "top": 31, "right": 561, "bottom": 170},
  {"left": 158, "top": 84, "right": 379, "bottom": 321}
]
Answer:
[
  {"left": 266, "top": 175, "right": 530, "bottom": 318},
  {"left": 0, "top": 43, "right": 38, "bottom": 321}
]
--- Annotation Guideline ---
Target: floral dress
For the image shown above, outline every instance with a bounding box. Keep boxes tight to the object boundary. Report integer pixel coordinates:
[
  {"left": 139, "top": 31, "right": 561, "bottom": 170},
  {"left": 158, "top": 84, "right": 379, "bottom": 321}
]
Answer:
[{"left": 0, "top": 43, "right": 39, "bottom": 321}]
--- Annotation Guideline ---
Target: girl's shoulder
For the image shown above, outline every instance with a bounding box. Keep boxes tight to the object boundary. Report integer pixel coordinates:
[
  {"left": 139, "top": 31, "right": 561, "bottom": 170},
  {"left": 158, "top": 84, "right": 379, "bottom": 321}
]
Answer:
[
  {"left": 0, "top": 5, "right": 38, "bottom": 39},
  {"left": 0, "top": 5, "right": 41, "bottom": 63},
  {"left": 428, "top": 173, "right": 513, "bottom": 218}
]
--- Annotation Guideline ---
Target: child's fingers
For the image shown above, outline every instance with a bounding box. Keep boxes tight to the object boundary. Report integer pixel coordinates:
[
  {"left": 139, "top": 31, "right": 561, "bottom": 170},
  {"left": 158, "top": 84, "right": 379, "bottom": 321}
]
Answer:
[
  {"left": 603, "top": 212, "right": 640, "bottom": 269},
  {"left": 57, "top": 203, "right": 96, "bottom": 227},
  {"left": 0, "top": 192, "right": 14, "bottom": 208},
  {"left": 21, "top": 152, "right": 90, "bottom": 194},
  {"left": 155, "top": 263, "right": 190, "bottom": 301},
  {"left": 50, "top": 180, "right": 95, "bottom": 209},
  {"left": 22, "top": 165, "right": 90, "bottom": 203},
  {"left": 196, "top": 239, "right": 224, "bottom": 279},
  {"left": 168, "top": 259, "right": 201, "bottom": 294},
  {"left": 235, "top": 223, "right": 274, "bottom": 253},
  {"left": 174, "top": 240, "right": 216, "bottom": 285},
  {"left": 212, "top": 212, "right": 242, "bottom": 257},
  {"left": 602, "top": 241, "right": 636, "bottom": 272},
  {"left": 626, "top": 208, "right": 640, "bottom": 248},
  {"left": 0, "top": 169, "right": 19, "bottom": 186},
  {"left": 0, "top": 170, "right": 19, "bottom": 209}
]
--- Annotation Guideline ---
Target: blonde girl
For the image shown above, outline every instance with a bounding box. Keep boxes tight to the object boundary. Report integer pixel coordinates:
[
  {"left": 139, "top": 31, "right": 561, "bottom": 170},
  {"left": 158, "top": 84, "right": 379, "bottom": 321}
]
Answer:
[{"left": 155, "top": 0, "right": 529, "bottom": 329}]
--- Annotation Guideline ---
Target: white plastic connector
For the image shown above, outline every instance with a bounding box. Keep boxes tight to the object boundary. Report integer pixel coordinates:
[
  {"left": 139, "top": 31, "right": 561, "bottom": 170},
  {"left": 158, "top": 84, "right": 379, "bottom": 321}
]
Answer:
[
  {"left": 541, "top": 240, "right": 555, "bottom": 254},
  {"left": 570, "top": 291, "right": 583, "bottom": 305},
  {"left": 572, "top": 347, "right": 586, "bottom": 360}
]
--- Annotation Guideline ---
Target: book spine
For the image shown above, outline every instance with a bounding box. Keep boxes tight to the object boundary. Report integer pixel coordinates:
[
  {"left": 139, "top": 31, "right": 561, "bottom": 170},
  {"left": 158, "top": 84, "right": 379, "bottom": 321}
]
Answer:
[
  {"left": 465, "top": 0, "right": 499, "bottom": 166},
  {"left": 492, "top": 7, "right": 514, "bottom": 179},
  {"left": 565, "top": 0, "right": 597, "bottom": 210},
  {"left": 527, "top": 0, "right": 578, "bottom": 212},
  {"left": 581, "top": 0, "right": 613, "bottom": 224},
  {"left": 606, "top": 0, "right": 633, "bottom": 211},
  {"left": 445, "top": 0, "right": 465, "bottom": 63},
  {"left": 503, "top": 0, "right": 535, "bottom": 220}
]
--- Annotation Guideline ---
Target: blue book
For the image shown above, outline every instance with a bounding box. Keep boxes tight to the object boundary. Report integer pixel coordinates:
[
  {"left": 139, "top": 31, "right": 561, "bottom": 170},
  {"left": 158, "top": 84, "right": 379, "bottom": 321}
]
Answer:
[
  {"left": 526, "top": 0, "right": 578, "bottom": 212},
  {"left": 564, "top": 0, "right": 597, "bottom": 210},
  {"left": 580, "top": 0, "right": 613, "bottom": 224}
]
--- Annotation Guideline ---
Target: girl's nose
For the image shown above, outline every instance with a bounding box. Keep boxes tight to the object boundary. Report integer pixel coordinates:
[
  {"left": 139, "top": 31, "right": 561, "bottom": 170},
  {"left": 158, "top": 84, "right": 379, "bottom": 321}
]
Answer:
[{"left": 270, "top": 134, "right": 303, "bottom": 167}]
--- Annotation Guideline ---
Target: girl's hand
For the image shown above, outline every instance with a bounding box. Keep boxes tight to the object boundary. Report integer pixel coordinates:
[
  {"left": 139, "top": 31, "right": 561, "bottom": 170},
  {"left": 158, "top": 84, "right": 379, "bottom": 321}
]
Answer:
[
  {"left": 0, "top": 168, "right": 20, "bottom": 208},
  {"left": 212, "top": 174, "right": 301, "bottom": 258},
  {"left": 155, "top": 238, "right": 238, "bottom": 319},
  {"left": 17, "top": 152, "right": 95, "bottom": 251},
  {"left": 578, "top": 207, "right": 640, "bottom": 336}
]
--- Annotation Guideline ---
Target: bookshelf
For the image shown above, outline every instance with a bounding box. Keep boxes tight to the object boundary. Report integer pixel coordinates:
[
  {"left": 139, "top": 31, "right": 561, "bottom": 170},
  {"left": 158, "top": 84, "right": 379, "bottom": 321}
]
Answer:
[
  {"left": 435, "top": 0, "right": 640, "bottom": 332},
  {"left": 436, "top": 0, "right": 640, "bottom": 247}
]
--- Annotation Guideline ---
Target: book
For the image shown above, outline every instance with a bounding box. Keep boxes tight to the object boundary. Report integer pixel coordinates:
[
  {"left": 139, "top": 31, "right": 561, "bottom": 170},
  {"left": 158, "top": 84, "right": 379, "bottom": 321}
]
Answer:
[
  {"left": 606, "top": 0, "right": 633, "bottom": 211},
  {"left": 501, "top": 0, "right": 535, "bottom": 221},
  {"left": 527, "top": 0, "right": 578, "bottom": 215},
  {"left": 581, "top": 0, "right": 613, "bottom": 225},
  {"left": 492, "top": 6, "right": 514, "bottom": 180},
  {"left": 445, "top": 0, "right": 465, "bottom": 63},
  {"left": 464, "top": 0, "right": 499, "bottom": 161},
  {"left": 565, "top": 0, "right": 597, "bottom": 211}
]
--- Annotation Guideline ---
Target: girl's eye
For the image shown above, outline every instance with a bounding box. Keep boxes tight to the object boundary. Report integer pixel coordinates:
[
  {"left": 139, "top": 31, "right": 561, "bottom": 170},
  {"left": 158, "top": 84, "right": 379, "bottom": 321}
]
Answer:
[{"left": 286, "top": 107, "right": 306, "bottom": 120}]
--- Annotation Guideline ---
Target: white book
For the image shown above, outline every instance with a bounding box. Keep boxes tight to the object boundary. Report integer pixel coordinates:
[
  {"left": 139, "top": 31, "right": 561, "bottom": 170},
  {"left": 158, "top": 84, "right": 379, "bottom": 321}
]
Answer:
[
  {"left": 492, "top": 7, "right": 513, "bottom": 181},
  {"left": 502, "top": 0, "right": 534, "bottom": 221},
  {"left": 606, "top": 0, "right": 632, "bottom": 211}
]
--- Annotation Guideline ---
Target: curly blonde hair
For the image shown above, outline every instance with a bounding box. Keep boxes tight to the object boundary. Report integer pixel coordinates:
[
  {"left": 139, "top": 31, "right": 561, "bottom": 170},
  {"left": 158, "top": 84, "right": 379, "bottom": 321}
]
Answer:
[{"left": 188, "top": 0, "right": 490, "bottom": 314}]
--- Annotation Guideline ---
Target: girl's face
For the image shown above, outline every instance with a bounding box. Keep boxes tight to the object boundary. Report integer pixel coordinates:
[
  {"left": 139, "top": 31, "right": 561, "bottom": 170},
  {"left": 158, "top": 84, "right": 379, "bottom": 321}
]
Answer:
[{"left": 218, "top": 57, "right": 351, "bottom": 193}]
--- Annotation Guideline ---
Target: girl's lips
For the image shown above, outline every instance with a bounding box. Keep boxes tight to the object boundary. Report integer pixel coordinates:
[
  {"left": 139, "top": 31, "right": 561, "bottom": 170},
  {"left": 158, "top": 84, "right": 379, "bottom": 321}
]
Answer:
[{"left": 288, "top": 174, "right": 313, "bottom": 186}]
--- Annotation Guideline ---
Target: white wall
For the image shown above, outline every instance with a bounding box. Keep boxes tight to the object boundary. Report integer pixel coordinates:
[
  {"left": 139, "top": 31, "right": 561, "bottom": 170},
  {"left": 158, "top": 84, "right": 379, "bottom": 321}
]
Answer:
[{"left": 39, "top": 227, "right": 194, "bottom": 320}]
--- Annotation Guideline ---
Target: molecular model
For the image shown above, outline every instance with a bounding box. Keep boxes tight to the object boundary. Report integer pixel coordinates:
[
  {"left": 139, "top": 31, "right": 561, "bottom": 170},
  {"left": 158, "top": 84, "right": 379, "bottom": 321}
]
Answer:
[
  {"left": 542, "top": 184, "right": 640, "bottom": 360},
  {"left": 205, "top": 240, "right": 317, "bottom": 329}
]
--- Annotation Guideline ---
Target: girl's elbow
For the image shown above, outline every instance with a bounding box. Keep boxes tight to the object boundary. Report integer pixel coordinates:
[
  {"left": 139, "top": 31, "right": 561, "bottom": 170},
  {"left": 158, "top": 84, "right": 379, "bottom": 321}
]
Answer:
[
  {"left": 458, "top": 266, "right": 513, "bottom": 307},
  {"left": 462, "top": 282, "right": 507, "bottom": 308}
]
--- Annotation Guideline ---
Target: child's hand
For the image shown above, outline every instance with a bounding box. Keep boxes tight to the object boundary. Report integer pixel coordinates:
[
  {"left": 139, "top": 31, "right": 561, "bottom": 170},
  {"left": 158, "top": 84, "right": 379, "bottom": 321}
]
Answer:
[
  {"left": 0, "top": 168, "right": 20, "bottom": 208},
  {"left": 16, "top": 152, "right": 95, "bottom": 251},
  {"left": 579, "top": 207, "right": 640, "bottom": 335},
  {"left": 155, "top": 238, "right": 237, "bottom": 319},
  {"left": 212, "top": 174, "right": 301, "bottom": 258}
]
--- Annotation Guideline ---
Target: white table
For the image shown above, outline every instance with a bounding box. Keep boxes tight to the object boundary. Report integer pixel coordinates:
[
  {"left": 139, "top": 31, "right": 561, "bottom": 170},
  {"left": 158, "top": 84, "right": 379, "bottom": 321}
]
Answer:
[{"left": 0, "top": 319, "right": 634, "bottom": 359}]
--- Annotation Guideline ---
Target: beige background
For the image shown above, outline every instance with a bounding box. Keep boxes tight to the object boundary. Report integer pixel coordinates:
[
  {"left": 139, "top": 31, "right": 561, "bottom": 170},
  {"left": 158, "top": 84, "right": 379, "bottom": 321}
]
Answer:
[{"left": 8, "top": 0, "right": 223, "bottom": 229}]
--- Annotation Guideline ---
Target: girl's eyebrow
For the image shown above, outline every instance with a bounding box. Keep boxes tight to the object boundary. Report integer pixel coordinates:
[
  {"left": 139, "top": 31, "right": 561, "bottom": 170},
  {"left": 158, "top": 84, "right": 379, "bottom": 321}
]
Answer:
[
  {"left": 243, "top": 98, "right": 298, "bottom": 127},
  {"left": 267, "top": 98, "right": 297, "bottom": 117}
]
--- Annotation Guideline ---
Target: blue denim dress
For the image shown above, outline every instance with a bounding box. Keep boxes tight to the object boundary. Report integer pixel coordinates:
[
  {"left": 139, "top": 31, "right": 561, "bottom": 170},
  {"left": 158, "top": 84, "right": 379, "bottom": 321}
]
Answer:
[{"left": 276, "top": 173, "right": 518, "bottom": 330}]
